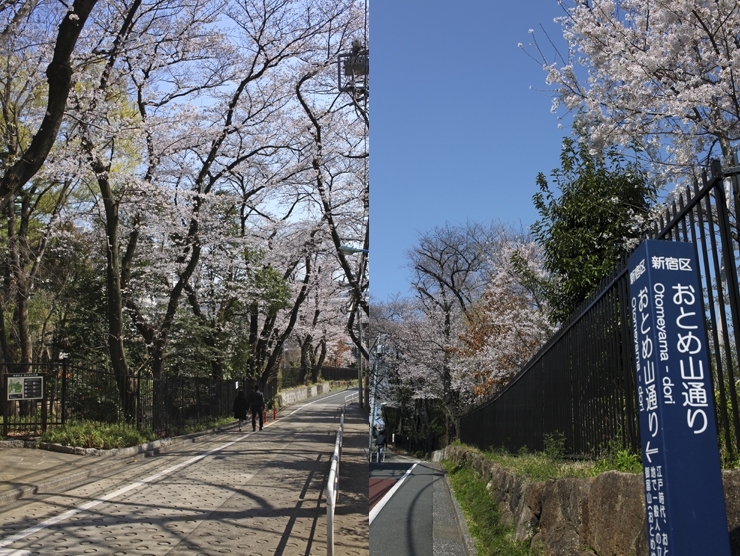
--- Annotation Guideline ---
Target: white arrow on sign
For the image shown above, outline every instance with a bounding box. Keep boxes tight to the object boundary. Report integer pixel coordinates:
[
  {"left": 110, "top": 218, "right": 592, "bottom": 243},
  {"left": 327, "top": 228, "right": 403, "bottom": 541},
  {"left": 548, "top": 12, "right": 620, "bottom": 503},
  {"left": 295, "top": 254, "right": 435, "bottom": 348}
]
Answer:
[{"left": 645, "top": 441, "right": 659, "bottom": 463}]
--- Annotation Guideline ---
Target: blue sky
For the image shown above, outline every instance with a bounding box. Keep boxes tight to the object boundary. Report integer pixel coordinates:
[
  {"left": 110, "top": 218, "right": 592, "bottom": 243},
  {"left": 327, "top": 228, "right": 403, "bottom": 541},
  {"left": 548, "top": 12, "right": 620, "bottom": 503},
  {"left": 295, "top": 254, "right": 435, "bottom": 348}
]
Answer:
[{"left": 370, "top": 0, "right": 570, "bottom": 301}]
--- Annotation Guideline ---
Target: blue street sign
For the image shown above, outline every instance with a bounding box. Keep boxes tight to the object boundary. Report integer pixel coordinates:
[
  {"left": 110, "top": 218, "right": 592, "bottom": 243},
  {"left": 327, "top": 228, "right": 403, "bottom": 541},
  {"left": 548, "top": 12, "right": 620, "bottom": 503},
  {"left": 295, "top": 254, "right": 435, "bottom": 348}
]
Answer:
[{"left": 628, "top": 240, "right": 730, "bottom": 556}]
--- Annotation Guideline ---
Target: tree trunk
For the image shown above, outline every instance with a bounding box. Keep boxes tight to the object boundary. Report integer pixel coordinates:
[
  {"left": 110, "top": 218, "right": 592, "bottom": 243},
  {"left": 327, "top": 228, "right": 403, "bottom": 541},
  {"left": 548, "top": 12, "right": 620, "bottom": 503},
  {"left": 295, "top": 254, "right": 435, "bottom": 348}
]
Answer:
[
  {"left": 299, "top": 337, "right": 311, "bottom": 384},
  {"left": 311, "top": 339, "right": 326, "bottom": 383},
  {"left": 99, "top": 176, "right": 137, "bottom": 421},
  {"left": 149, "top": 338, "right": 168, "bottom": 432},
  {"left": 0, "top": 0, "right": 100, "bottom": 206},
  {"left": 6, "top": 203, "right": 31, "bottom": 365},
  {"left": 0, "top": 297, "right": 11, "bottom": 364}
]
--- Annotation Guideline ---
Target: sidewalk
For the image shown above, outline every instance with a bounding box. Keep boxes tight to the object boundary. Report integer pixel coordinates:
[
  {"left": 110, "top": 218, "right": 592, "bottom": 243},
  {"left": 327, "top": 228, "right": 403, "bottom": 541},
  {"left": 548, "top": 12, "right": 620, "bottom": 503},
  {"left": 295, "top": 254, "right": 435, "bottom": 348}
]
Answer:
[
  {"left": 0, "top": 421, "right": 241, "bottom": 504},
  {"left": 0, "top": 390, "right": 369, "bottom": 556},
  {"left": 0, "top": 439, "right": 141, "bottom": 504},
  {"left": 333, "top": 400, "right": 370, "bottom": 554},
  {"left": 369, "top": 451, "right": 476, "bottom": 556}
]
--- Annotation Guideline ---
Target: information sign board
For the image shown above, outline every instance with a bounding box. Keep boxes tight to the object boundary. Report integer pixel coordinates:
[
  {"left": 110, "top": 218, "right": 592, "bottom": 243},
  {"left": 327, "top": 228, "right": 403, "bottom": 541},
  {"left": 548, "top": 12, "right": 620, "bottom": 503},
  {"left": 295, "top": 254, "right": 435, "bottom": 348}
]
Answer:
[
  {"left": 628, "top": 240, "right": 730, "bottom": 555},
  {"left": 6, "top": 373, "right": 44, "bottom": 401}
]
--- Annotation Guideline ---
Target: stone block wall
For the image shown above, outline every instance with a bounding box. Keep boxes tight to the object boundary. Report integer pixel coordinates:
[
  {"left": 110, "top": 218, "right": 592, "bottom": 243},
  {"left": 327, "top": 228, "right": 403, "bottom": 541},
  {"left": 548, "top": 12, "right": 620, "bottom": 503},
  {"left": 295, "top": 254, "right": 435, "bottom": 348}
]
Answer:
[
  {"left": 275, "top": 381, "right": 346, "bottom": 406},
  {"left": 444, "top": 445, "right": 740, "bottom": 555}
]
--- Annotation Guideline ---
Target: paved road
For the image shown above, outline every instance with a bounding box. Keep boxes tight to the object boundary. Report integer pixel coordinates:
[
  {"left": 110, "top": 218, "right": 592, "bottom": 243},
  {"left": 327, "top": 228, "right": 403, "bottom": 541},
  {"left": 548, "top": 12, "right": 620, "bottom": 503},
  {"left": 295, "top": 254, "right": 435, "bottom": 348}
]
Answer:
[
  {"left": 369, "top": 455, "right": 473, "bottom": 556},
  {"left": 0, "top": 390, "right": 368, "bottom": 556}
]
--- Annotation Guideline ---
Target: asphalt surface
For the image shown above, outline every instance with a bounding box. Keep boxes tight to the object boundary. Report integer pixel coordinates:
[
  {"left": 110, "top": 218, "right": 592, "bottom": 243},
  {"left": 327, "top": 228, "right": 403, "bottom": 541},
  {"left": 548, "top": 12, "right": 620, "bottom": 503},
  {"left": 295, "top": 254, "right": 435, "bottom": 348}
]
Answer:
[
  {"left": 0, "top": 389, "right": 369, "bottom": 556},
  {"left": 0, "top": 390, "right": 476, "bottom": 556},
  {"left": 369, "top": 455, "right": 475, "bottom": 556}
]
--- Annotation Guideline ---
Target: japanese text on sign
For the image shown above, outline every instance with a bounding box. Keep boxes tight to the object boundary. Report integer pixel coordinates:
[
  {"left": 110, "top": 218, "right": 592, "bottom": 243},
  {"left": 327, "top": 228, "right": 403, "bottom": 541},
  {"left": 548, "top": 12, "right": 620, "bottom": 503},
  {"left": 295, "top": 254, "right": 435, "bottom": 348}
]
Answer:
[{"left": 627, "top": 240, "right": 730, "bottom": 556}]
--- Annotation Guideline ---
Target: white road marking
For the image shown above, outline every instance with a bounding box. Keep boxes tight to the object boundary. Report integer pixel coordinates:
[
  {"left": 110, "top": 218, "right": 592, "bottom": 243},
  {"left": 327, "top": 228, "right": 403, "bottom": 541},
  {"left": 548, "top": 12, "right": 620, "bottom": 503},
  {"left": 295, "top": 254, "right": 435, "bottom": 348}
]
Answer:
[
  {"left": 369, "top": 463, "right": 418, "bottom": 525},
  {"left": 0, "top": 388, "right": 356, "bottom": 550},
  {"left": 0, "top": 433, "right": 249, "bottom": 549}
]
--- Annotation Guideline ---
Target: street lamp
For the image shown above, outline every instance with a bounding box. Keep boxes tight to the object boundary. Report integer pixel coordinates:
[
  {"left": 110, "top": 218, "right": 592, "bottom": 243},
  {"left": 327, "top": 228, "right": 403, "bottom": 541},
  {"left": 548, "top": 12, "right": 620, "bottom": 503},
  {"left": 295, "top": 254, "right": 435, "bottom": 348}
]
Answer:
[
  {"left": 338, "top": 245, "right": 369, "bottom": 254},
  {"left": 338, "top": 39, "right": 369, "bottom": 97}
]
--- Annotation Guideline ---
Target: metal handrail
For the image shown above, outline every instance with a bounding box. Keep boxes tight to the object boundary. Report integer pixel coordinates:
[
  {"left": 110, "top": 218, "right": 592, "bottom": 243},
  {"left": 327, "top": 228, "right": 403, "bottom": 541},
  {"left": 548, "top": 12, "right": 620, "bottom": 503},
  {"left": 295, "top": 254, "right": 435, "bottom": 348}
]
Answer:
[
  {"left": 344, "top": 392, "right": 358, "bottom": 407},
  {"left": 326, "top": 409, "right": 345, "bottom": 556}
]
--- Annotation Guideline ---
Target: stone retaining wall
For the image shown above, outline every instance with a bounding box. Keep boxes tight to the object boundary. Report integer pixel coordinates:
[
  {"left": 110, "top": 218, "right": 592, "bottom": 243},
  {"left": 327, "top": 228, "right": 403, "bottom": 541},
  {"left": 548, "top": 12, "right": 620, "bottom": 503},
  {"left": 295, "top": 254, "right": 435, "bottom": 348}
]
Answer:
[
  {"left": 444, "top": 445, "right": 740, "bottom": 555},
  {"left": 275, "top": 381, "right": 351, "bottom": 406}
]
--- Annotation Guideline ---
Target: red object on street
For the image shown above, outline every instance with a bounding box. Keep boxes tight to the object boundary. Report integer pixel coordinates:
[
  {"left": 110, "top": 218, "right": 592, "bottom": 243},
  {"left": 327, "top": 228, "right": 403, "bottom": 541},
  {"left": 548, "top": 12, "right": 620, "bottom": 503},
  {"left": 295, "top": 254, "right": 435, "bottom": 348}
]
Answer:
[{"left": 263, "top": 408, "right": 268, "bottom": 422}]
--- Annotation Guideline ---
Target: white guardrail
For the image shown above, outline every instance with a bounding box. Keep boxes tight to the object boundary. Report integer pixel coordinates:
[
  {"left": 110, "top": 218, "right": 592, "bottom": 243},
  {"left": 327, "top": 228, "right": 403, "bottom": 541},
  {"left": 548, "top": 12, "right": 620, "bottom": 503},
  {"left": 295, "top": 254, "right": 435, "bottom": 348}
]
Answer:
[
  {"left": 326, "top": 408, "right": 345, "bottom": 556},
  {"left": 344, "top": 392, "right": 359, "bottom": 406}
]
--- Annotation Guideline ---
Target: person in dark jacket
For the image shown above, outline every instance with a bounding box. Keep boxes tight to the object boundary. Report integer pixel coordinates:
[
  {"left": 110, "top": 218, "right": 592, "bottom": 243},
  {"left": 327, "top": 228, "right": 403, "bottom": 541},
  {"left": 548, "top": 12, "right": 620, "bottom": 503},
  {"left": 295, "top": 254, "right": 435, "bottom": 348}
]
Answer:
[
  {"left": 375, "top": 429, "right": 386, "bottom": 462},
  {"left": 250, "top": 384, "right": 265, "bottom": 431},
  {"left": 233, "top": 390, "right": 248, "bottom": 431}
]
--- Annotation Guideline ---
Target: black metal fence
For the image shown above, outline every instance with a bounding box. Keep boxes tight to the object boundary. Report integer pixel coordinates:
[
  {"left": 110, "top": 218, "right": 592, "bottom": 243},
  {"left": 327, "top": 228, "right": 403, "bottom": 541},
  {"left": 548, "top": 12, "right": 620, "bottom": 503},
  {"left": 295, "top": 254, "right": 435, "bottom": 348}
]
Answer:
[
  {"left": 280, "top": 368, "right": 303, "bottom": 389},
  {"left": 0, "top": 359, "right": 353, "bottom": 438},
  {"left": 319, "top": 366, "right": 358, "bottom": 382},
  {"left": 1, "top": 362, "right": 275, "bottom": 438},
  {"left": 280, "top": 366, "right": 358, "bottom": 389},
  {"left": 1, "top": 362, "right": 67, "bottom": 437},
  {"left": 460, "top": 160, "right": 740, "bottom": 461},
  {"left": 145, "top": 374, "right": 242, "bottom": 437}
]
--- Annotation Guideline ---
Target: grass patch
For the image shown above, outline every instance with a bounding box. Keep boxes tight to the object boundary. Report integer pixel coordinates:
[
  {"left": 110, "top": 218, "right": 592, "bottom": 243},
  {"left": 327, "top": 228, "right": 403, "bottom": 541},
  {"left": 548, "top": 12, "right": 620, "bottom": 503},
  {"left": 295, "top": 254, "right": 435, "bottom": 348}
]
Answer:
[
  {"left": 39, "top": 421, "right": 157, "bottom": 450},
  {"left": 450, "top": 436, "right": 643, "bottom": 481},
  {"left": 443, "top": 458, "right": 535, "bottom": 555},
  {"left": 592, "top": 447, "right": 643, "bottom": 475},
  {"left": 440, "top": 438, "right": 644, "bottom": 555}
]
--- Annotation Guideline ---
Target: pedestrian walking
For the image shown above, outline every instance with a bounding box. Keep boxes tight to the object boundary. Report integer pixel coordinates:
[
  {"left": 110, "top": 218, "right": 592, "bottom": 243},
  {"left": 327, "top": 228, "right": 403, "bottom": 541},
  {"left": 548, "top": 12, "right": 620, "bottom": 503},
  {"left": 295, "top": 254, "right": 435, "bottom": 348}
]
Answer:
[
  {"left": 376, "top": 429, "right": 386, "bottom": 462},
  {"left": 233, "top": 390, "right": 248, "bottom": 431},
  {"left": 250, "top": 384, "right": 265, "bottom": 431}
]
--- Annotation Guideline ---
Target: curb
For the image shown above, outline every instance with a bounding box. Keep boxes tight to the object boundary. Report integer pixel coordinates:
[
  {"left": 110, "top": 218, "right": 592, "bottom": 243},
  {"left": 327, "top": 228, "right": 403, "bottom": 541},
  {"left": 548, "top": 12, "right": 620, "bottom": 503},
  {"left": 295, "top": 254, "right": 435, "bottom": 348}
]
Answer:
[
  {"left": 432, "top": 448, "right": 477, "bottom": 555},
  {"left": 0, "top": 422, "right": 241, "bottom": 505},
  {"left": 0, "top": 422, "right": 239, "bottom": 457},
  {"left": 442, "top": 472, "right": 478, "bottom": 556}
]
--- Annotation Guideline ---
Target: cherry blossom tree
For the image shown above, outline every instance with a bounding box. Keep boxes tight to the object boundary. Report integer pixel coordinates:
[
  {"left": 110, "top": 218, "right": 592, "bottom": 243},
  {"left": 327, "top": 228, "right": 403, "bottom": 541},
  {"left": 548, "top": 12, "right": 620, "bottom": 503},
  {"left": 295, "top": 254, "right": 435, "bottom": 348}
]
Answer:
[
  {"left": 369, "top": 299, "right": 448, "bottom": 450},
  {"left": 293, "top": 10, "right": 369, "bottom": 360},
  {"left": 64, "top": 0, "right": 364, "bottom": 414},
  {"left": 0, "top": 0, "right": 99, "bottom": 418},
  {"left": 451, "top": 240, "right": 551, "bottom": 399},
  {"left": 404, "top": 222, "right": 511, "bottom": 440},
  {"left": 292, "top": 247, "right": 351, "bottom": 384},
  {"left": 528, "top": 0, "right": 740, "bottom": 173},
  {"left": 0, "top": 0, "right": 100, "bottom": 374},
  {"left": 367, "top": 223, "right": 537, "bottom": 444},
  {"left": 0, "top": 0, "right": 366, "bottom": 426},
  {"left": 369, "top": 224, "right": 552, "bottom": 447}
]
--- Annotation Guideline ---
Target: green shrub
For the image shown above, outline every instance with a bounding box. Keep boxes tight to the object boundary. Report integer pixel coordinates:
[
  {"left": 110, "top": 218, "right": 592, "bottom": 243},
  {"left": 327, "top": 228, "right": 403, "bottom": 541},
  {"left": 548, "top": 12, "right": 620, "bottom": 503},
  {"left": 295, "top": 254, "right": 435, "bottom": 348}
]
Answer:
[
  {"left": 542, "top": 432, "right": 566, "bottom": 460},
  {"left": 592, "top": 447, "right": 643, "bottom": 475},
  {"left": 40, "top": 421, "right": 156, "bottom": 450}
]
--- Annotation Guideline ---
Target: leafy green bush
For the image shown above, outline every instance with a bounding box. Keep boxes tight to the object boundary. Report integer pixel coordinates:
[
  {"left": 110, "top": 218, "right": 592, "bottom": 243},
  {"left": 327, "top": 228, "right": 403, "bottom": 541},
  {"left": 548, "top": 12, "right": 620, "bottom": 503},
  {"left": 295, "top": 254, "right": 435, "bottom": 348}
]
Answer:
[
  {"left": 40, "top": 421, "right": 156, "bottom": 450},
  {"left": 592, "top": 447, "right": 643, "bottom": 475},
  {"left": 542, "top": 432, "right": 566, "bottom": 460}
]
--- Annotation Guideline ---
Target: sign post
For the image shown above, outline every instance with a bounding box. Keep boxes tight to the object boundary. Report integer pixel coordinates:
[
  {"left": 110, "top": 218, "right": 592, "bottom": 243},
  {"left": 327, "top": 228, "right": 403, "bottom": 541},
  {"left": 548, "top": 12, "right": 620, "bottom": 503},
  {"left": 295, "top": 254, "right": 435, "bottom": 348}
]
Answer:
[
  {"left": 628, "top": 240, "right": 730, "bottom": 556},
  {"left": 6, "top": 373, "right": 44, "bottom": 401}
]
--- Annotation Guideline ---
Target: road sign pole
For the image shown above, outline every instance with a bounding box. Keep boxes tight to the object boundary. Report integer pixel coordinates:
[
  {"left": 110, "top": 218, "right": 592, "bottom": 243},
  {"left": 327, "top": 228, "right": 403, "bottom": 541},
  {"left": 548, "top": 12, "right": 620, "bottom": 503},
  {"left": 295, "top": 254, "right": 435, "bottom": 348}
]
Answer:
[{"left": 628, "top": 240, "right": 730, "bottom": 556}]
